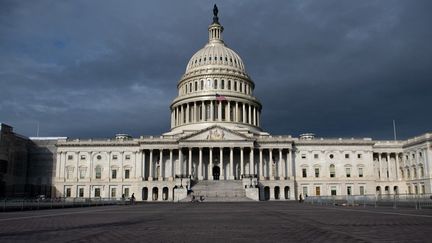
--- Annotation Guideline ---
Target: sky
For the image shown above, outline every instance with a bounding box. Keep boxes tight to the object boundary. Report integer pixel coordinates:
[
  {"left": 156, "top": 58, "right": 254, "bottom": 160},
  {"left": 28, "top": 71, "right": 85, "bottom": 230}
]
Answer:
[{"left": 0, "top": 0, "right": 431, "bottom": 140}]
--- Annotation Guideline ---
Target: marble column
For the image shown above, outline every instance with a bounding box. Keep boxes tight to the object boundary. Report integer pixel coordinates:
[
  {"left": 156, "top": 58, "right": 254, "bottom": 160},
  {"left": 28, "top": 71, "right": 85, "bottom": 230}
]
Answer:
[
  {"left": 240, "top": 147, "right": 244, "bottom": 178},
  {"left": 230, "top": 147, "right": 234, "bottom": 180},
  {"left": 259, "top": 149, "right": 264, "bottom": 180},
  {"left": 148, "top": 150, "right": 153, "bottom": 181},
  {"left": 209, "top": 148, "right": 213, "bottom": 180},
  {"left": 198, "top": 148, "right": 203, "bottom": 180},
  {"left": 178, "top": 149, "right": 183, "bottom": 176},
  {"left": 220, "top": 148, "right": 224, "bottom": 180},
  {"left": 169, "top": 150, "right": 173, "bottom": 181},
  {"left": 279, "top": 149, "right": 283, "bottom": 180},
  {"left": 188, "top": 148, "right": 192, "bottom": 178},
  {"left": 249, "top": 148, "right": 254, "bottom": 175},
  {"left": 269, "top": 149, "right": 274, "bottom": 180},
  {"left": 386, "top": 153, "right": 391, "bottom": 180},
  {"left": 159, "top": 150, "right": 163, "bottom": 181}
]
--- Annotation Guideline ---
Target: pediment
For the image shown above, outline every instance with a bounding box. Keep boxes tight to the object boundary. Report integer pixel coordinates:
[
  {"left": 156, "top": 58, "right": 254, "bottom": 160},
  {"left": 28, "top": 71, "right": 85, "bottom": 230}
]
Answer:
[{"left": 180, "top": 126, "right": 253, "bottom": 142}]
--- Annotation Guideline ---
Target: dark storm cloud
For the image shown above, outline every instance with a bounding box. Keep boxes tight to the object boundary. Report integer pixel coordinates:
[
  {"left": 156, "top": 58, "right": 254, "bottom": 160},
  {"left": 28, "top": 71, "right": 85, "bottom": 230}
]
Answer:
[{"left": 0, "top": 0, "right": 431, "bottom": 139}]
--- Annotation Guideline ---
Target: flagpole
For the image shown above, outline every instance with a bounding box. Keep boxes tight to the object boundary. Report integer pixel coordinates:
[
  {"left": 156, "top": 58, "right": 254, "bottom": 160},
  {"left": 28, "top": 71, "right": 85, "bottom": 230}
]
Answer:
[{"left": 393, "top": 120, "right": 397, "bottom": 141}]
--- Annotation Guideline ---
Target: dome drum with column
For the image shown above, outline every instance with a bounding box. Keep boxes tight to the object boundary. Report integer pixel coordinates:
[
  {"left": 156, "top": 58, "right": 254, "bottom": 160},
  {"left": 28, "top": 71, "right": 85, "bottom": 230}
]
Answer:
[{"left": 169, "top": 9, "right": 263, "bottom": 135}]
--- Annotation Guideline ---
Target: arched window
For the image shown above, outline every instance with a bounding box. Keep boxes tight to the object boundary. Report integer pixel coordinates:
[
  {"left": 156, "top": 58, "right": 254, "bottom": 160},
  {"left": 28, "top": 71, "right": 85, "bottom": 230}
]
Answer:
[
  {"left": 95, "top": 166, "right": 102, "bottom": 179},
  {"left": 329, "top": 164, "right": 335, "bottom": 178},
  {"left": 221, "top": 80, "right": 224, "bottom": 89},
  {"left": 214, "top": 79, "right": 218, "bottom": 89},
  {"left": 227, "top": 80, "right": 231, "bottom": 90}
]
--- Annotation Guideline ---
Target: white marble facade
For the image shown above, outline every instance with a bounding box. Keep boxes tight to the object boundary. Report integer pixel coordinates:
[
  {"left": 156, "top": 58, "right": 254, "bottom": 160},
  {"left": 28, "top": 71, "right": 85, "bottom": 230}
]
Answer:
[{"left": 53, "top": 8, "right": 432, "bottom": 201}]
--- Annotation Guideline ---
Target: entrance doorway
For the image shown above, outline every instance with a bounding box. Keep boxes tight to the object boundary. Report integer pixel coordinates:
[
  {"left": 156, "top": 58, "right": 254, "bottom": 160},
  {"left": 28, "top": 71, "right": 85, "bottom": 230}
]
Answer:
[{"left": 213, "top": 166, "right": 220, "bottom": 180}]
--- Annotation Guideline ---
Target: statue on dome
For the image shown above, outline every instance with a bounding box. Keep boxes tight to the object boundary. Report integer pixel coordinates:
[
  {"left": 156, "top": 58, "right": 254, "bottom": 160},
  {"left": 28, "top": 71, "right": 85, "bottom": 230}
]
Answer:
[{"left": 213, "top": 4, "right": 219, "bottom": 24}]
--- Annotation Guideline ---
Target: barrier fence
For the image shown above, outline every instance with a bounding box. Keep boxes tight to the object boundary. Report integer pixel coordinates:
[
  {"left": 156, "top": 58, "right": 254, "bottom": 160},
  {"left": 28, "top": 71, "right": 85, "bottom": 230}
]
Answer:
[
  {"left": 0, "top": 197, "right": 129, "bottom": 212},
  {"left": 304, "top": 193, "right": 432, "bottom": 210}
]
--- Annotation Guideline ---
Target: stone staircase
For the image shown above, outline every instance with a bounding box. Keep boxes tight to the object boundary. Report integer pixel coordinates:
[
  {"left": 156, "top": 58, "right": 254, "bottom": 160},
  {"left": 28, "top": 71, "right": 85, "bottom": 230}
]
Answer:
[{"left": 185, "top": 180, "right": 252, "bottom": 202}]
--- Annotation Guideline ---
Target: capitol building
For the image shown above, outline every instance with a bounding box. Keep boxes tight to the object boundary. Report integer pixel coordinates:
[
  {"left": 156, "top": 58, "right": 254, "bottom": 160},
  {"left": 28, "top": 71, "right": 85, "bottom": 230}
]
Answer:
[{"left": 1, "top": 6, "right": 431, "bottom": 202}]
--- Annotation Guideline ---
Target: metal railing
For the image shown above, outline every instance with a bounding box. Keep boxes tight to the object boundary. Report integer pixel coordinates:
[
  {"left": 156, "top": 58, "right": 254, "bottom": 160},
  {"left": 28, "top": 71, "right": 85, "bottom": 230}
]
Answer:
[
  {"left": 304, "top": 193, "right": 432, "bottom": 210},
  {"left": 0, "top": 197, "right": 129, "bottom": 212}
]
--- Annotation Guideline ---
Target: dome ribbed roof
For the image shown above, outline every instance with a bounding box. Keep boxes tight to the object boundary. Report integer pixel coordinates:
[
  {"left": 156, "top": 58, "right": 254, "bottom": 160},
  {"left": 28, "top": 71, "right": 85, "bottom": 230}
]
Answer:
[{"left": 185, "top": 43, "right": 246, "bottom": 74}]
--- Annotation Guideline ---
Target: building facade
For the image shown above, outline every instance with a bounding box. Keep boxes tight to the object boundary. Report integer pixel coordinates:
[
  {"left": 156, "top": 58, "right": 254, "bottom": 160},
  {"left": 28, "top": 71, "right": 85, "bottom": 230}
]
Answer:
[{"left": 1, "top": 7, "right": 431, "bottom": 201}]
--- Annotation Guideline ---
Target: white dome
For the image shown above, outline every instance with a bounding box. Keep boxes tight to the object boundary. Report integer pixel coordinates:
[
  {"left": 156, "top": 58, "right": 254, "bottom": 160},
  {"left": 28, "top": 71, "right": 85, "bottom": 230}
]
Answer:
[{"left": 185, "top": 42, "right": 246, "bottom": 74}]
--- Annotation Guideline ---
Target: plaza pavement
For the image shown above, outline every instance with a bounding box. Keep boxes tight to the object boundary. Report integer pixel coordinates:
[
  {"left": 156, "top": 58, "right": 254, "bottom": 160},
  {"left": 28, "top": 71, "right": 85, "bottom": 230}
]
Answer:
[{"left": 0, "top": 201, "right": 431, "bottom": 242}]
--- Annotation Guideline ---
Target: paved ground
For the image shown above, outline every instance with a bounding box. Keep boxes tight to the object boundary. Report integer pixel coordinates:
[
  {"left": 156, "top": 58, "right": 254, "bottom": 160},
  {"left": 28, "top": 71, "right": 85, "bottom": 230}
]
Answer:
[{"left": 0, "top": 202, "right": 431, "bottom": 242}]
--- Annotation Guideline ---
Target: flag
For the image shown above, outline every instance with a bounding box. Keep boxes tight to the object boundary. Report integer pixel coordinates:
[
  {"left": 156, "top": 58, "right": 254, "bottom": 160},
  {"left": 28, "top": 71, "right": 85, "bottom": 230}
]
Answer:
[{"left": 216, "top": 93, "right": 227, "bottom": 101}]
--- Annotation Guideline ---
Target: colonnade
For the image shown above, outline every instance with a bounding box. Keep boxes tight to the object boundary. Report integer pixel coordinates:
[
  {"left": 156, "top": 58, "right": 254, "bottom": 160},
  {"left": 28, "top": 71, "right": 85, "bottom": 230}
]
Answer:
[
  {"left": 171, "top": 100, "right": 260, "bottom": 128},
  {"left": 142, "top": 147, "right": 292, "bottom": 181},
  {"left": 374, "top": 152, "right": 402, "bottom": 181}
]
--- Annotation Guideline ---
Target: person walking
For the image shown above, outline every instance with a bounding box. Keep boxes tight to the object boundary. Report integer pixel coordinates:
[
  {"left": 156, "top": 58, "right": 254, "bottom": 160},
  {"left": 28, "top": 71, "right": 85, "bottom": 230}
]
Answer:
[{"left": 131, "top": 193, "right": 135, "bottom": 205}]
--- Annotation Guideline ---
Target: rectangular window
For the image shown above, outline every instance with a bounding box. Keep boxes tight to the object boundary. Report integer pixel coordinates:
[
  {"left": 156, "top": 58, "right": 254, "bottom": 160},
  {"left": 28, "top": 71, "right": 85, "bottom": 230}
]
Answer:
[
  {"left": 347, "top": 186, "right": 352, "bottom": 195},
  {"left": 67, "top": 155, "right": 73, "bottom": 160},
  {"left": 112, "top": 169, "right": 117, "bottom": 179},
  {"left": 358, "top": 167, "right": 363, "bottom": 178},
  {"left": 124, "top": 188, "right": 130, "bottom": 198},
  {"left": 315, "top": 187, "right": 320, "bottom": 196},
  {"left": 66, "top": 188, "right": 71, "bottom": 197},
  {"left": 302, "top": 168, "right": 307, "bottom": 178},
  {"left": 80, "top": 155, "right": 86, "bottom": 160},
  {"left": 346, "top": 168, "right": 351, "bottom": 178},
  {"left": 331, "top": 186, "right": 337, "bottom": 196},
  {"left": 125, "top": 155, "right": 131, "bottom": 160},
  {"left": 302, "top": 186, "right": 308, "bottom": 197},
  {"left": 314, "top": 168, "right": 319, "bottom": 178},
  {"left": 111, "top": 188, "right": 116, "bottom": 198},
  {"left": 95, "top": 188, "right": 101, "bottom": 197},
  {"left": 113, "top": 155, "right": 118, "bottom": 160},
  {"left": 125, "top": 169, "right": 130, "bottom": 179},
  {"left": 301, "top": 154, "right": 306, "bottom": 159},
  {"left": 79, "top": 169, "right": 86, "bottom": 179},
  {"left": 79, "top": 188, "right": 84, "bottom": 197},
  {"left": 314, "top": 154, "right": 319, "bottom": 159},
  {"left": 357, "top": 154, "right": 362, "bottom": 159},
  {"left": 95, "top": 167, "right": 101, "bottom": 179},
  {"left": 421, "top": 185, "right": 425, "bottom": 194},
  {"left": 359, "top": 186, "right": 365, "bottom": 195},
  {"left": 67, "top": 169, "right": 73, "bottom": 179},
  {"left": 345, "top": 154, "right": 349, "bottom": 159}
]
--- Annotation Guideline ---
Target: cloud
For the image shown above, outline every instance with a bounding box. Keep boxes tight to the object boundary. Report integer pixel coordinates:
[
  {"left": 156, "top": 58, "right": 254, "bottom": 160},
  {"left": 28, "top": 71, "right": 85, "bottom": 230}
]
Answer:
[{"left": 0, "top": 0, "right": 431, "bottom": 139}]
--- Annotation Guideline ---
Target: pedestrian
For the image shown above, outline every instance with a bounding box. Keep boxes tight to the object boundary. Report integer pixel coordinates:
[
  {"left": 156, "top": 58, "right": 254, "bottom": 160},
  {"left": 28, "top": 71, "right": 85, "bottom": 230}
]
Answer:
[
  {"left": 299, "top": 194, "right": 303, "bottom": 203},
  {"left": 130, "top": 193, "right": 135, "bottom": 205}
]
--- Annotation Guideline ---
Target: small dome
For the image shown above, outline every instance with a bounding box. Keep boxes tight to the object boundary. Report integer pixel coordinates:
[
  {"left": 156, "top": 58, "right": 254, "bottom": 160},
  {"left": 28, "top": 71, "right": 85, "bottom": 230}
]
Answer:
[{"left": 185, "top": 42, "right": 246, "bottom": 74}]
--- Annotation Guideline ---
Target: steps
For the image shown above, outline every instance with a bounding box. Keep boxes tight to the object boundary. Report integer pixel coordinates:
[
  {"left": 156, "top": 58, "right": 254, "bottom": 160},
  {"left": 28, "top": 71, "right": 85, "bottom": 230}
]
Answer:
[{"left": 185, "top": 180, "right": 252, "bottom": 202}]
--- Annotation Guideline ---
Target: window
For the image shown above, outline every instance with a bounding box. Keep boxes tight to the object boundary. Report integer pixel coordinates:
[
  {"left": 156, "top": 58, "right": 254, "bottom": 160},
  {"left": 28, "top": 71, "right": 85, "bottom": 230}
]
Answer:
[
  {"left": 329, "top": 154, "right": 334, "bottom": 159},
  {"left": 302, "top": 186, "right": 308, "bottom": 197},
  {"left": 330, "top": 164, "right": 335, "bottom": 178},
  {"left": 80, "top": 155, "right": 86, "bottom": 160},
  {"left": 302, "top": 168, "right": 307, "bottom": 178},
  {"left": 315, "top": 187, "right": 320, "bottom": 196},
  {"left": 227, "top": 80, "right": 231, "bottom": 90},
  {"left": 111, "top": 188, "right": 116, "bottom": 198},
  {"left": 420, "top": 167, "right": 424, "bottom": 177},
  {"left": 125, "top": 169, "right": 130, "bottom": 179},
  {"left": 357, "top": 154, "right": 362, "bottom": 159},
  {"left": 221, "top": 80, "right": 224, "bottom": 89},
  {"left": 301, "top": 154, "right": 306, "bottom": 159},
  {"left": 347, "top": 186, "right": 352, "bottom": 195},
  {"left": 124, "top": 188, "right": 130, "bottom": 198},
  {"left": 67, "top": 168, "right": 73, "bottom": 179},
  {"left": 79, "top": 188, "right": 84, "bottom": 197},
  {"left": 314, "top": 168, "right": 319, "bottom": 178},
  {"left": 359, "top": 186, "right": 365, "bottom": 195},
  {"left": 358, "top": 167, "right": 363, "bottom": 178},
  {"left": 414, "top": 168, "right": 417, "bottom": 178},
  {"left": 345, "top": 154, "right": 349, "bottom": 159},
  {"left": 67, "top": 155, "right": 73, "bottom": 160},
  {"left": 331, "top": 186, "right": 337, "bottom": 196},
  {"left": 66, "top": 188, "right": 71, "bottom": 197},
  {"left": 125, "top": 155, "right": 131, "bottom": 160},
  {"left": 79, "top": 168, "right": 86, "bottom": 179},
  {"left": 421, "top": 185, "right": 425, "bottom": 194},
  {"left": 95, "top": 188, "right": 101, "bottom": 197},
  {"left": 346, "top": 167, "right": 351, "bottom": 178},
  {"left": 97, "top": 155, "right": 102, "bottom": 160},
  {"left": 314, "top": 154, "right": 319, "bottom": 159},
  {"left": 95, "top": 166, "right": 101, "bottom": 179},
  {"left": 112, "top": 169, "right": 117, "bottom": 179},
  {"left": 113, "top": 155, "right": 118, "bottom": 160}
]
